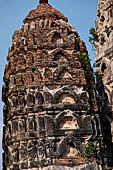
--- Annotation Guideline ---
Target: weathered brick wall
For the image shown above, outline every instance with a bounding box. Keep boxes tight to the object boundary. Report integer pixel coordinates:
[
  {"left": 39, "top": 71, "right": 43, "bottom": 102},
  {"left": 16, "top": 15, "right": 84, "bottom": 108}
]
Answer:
[
  {"left": 2, "top": 1, "right": 104, "bottom": 170},
  {"left": 95, "top": 0, "right": 113, "bottom": 168}
]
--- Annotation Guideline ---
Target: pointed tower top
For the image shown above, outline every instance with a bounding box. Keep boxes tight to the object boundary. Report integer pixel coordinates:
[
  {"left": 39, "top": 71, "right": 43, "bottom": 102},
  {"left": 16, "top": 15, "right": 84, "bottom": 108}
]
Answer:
[
  {"left": 24, "top": 0, "right": 68, "bottom": 23},
  {"left": 39, "top": 0, "right": 48, "bottom": 4}
]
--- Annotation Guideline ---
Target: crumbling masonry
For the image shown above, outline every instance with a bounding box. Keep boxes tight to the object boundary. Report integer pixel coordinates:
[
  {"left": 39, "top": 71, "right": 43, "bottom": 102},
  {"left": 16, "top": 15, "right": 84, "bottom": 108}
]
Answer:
[{"left": 2, "top": 0, "right": 113, "bottom": 170}]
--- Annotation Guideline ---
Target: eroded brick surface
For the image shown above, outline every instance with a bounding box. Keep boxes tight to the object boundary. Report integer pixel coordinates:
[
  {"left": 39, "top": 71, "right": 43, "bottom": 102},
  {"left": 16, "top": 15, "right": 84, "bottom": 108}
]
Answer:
[
  {"left": 2, "top": 0, "right": 112, "bottom": 170},
  {"left": 95, "top": 0, "right": 113, "bottom": 168}
]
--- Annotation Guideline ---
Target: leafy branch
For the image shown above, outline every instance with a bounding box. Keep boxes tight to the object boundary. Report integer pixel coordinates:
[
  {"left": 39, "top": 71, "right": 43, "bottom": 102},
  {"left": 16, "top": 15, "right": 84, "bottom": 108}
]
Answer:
[
  {"left": 89, "top": 27, "right": 98, "bottom": 47},
  {"left": 82, "top": 141, "right": 96, "bottom": 158},
  {"left": 78, "top": 54, "right": 100, "bottom": 80}
]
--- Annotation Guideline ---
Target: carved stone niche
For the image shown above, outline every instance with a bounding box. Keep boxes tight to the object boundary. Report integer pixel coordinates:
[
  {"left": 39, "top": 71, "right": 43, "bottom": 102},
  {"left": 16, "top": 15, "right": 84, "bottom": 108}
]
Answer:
[
  {"left": 57, "top": 136, "right": 84, "bottom": 159},
  {"left": 10, "top": 95, "right": 18, "bottom": 110},
  {"left": 27, "top": 116, "right": 36, "bottom": 138},
  {"left": 44, "top": 116, "right": 55, "bottom": 136},
  {"left": 18, "top": 119, "right": 26, "bottom": 137},
  {"left": 62, "top": 142, "right": 79, "bottom": 159},
  {"left": 79, "top": 91, "right": 89, "bottom": 105},
  {"left": 38, "top": 141, "right": 51, "bottom": 168},
  {"left": 82, "top": 115, "right": 93, "bottom": 130},
  {"left": 37, "top": 141, "right": 46, "bottom": 159},
  {"left": 19, "top": 142, "right": 28, "bottom": 169},
  {"left": 35, "top": 92, "right": 44, "bottom": 105},
  {"left": 53, "top": 50, "right": 68, "bottom": 65},
  {"left": 59, "top": 93, "right": 75, "bottom": 104},
  {"left": 26, "top": 92, "right": 34, "bottom": 106},
  {"left": 54, "top": 67, "right": 73, "bottom": 80},
  {"left": 36, "top": 116, "right": 45, "bottom": 137},
  {"left": 18, "top": 95, "right": 25, "bottom": 109},
  {"left": 11, "top": 120, "right": 18, "bottom": 138},
  {"left": 51, "top": 32, "right": 63, "bottom": 46},
  {"left": 100, "top": 57, "right": 110, "bottom": 78},
  {"left": 55, "top": 111, "right": 79, "bottom": 130},
  {"left": 43, "top": 92, "right": 53, "bottom": 105},
  {"left": 27, "top": 140, "right": 39, "bottom": 169},
  {"left": 12, "top": 142, "right": 20, "bottom": 164},
  {"left": 53, "top": 87, "right": 78, "bottom": 104}
]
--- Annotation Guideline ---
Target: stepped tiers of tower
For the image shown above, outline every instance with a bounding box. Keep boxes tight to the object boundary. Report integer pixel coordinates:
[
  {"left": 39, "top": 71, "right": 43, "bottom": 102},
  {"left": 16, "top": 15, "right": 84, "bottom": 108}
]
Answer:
[
  {"left": 2, "top": 1, "right": 111, "bottom": 170},
  {"left": 24, "top": 3, "right": 68, "bottom": 23}
]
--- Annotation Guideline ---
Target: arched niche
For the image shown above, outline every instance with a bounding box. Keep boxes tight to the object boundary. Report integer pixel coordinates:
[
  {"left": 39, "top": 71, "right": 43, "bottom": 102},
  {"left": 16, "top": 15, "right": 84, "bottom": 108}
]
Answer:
[
  {"left": 59, "top": 93, "right": 75, "bottom": 104},
  {"left": 35, "top": 92, "right": 44, "bottom": 105},
  {"left": 59, "top": 116, "right": 78, "bottom": 130},
  {"left": 57, "top": 136, "right": 84, "bottom": 158},
  {"left": 18, "top": 119, "right": 26, "bottom": 137},
  {"left": 49, "top": 48, "right": 69, "bottom": 59},
  {"left": 100, "top": 15, "right": 105, "bottom": 22},
  {"left": 100, "top": 57, "right": 110, "bottom": 77},
  {"left": 62, "top": 142, "right": 79, "bottom": 158},
  {"left": 55, "top": 111, "right": 79, "bottom": 130},
  {"left": 11, "top": 96, "right": 18, "bottom": 108},
  {"left": 58, "top": 68, "right": 73, "bottom": 80},
  {"left": 83, "top": 116, "right": 92, "bottom": 130},
  {"left": 44, "top": 116, "right": 55, "bottom": 136},
  {"left": 43, "top": 92, "right": 53, "bottom": 104},
  {"left": 12, "top": 120, "right": 18, "bottom": 136},
  {"left": 52, "top": 32, "right": 63, "bottom": 44},
  {"left": 53, "top": 66, "right": 73, "bottom": 81},
  {"left": 54, "top": 87, "right": 78, "bottom": 104},
  {"left": 48, "top": 31, "right": 63, "bottom": 46},
  {"left": 101, "top": 63, "right": 107, "bottom": 75},
  {"left": 18, "top": 95, "right": 25, "bottom": 108},
  {"left": 27, "top": 93, "right": 34, "bottom": 106},
  {"left": 51, "top": 21, "right": 57, "bottom": 27},
  {"left": 53, "top": 51, "right": 68, "bottom": 64}
]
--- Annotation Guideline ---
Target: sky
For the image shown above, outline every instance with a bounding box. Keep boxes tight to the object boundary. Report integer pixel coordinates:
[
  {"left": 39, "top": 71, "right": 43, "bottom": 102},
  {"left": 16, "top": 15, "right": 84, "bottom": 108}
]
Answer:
[{"left": 0, "top": 0, "right": 98, "bottom": 169}]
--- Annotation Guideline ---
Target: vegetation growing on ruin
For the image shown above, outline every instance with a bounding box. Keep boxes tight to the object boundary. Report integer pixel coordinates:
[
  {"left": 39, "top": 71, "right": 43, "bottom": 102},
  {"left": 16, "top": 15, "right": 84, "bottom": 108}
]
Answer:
[
  {"left": 78, "top": 53, "right": 100, "bottom": 80},
  {"left": 82, "top": 141, "right": 96, "bottom": 158},
  {"left": 30, "top": 65, "right": 36, "bottom": 72},
  {"left": 104, "top": 25, "right": 111, "bottom": 37}
]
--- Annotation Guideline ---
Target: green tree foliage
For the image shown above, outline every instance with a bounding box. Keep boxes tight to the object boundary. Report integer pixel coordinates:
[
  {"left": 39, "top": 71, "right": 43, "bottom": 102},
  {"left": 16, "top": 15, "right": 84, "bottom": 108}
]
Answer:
[
  {"left": 82, "top": 141, "right": 96, "bottom": 158},
  {"left": 89, "top": 27, "right": 98, "bottom": 46}
]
